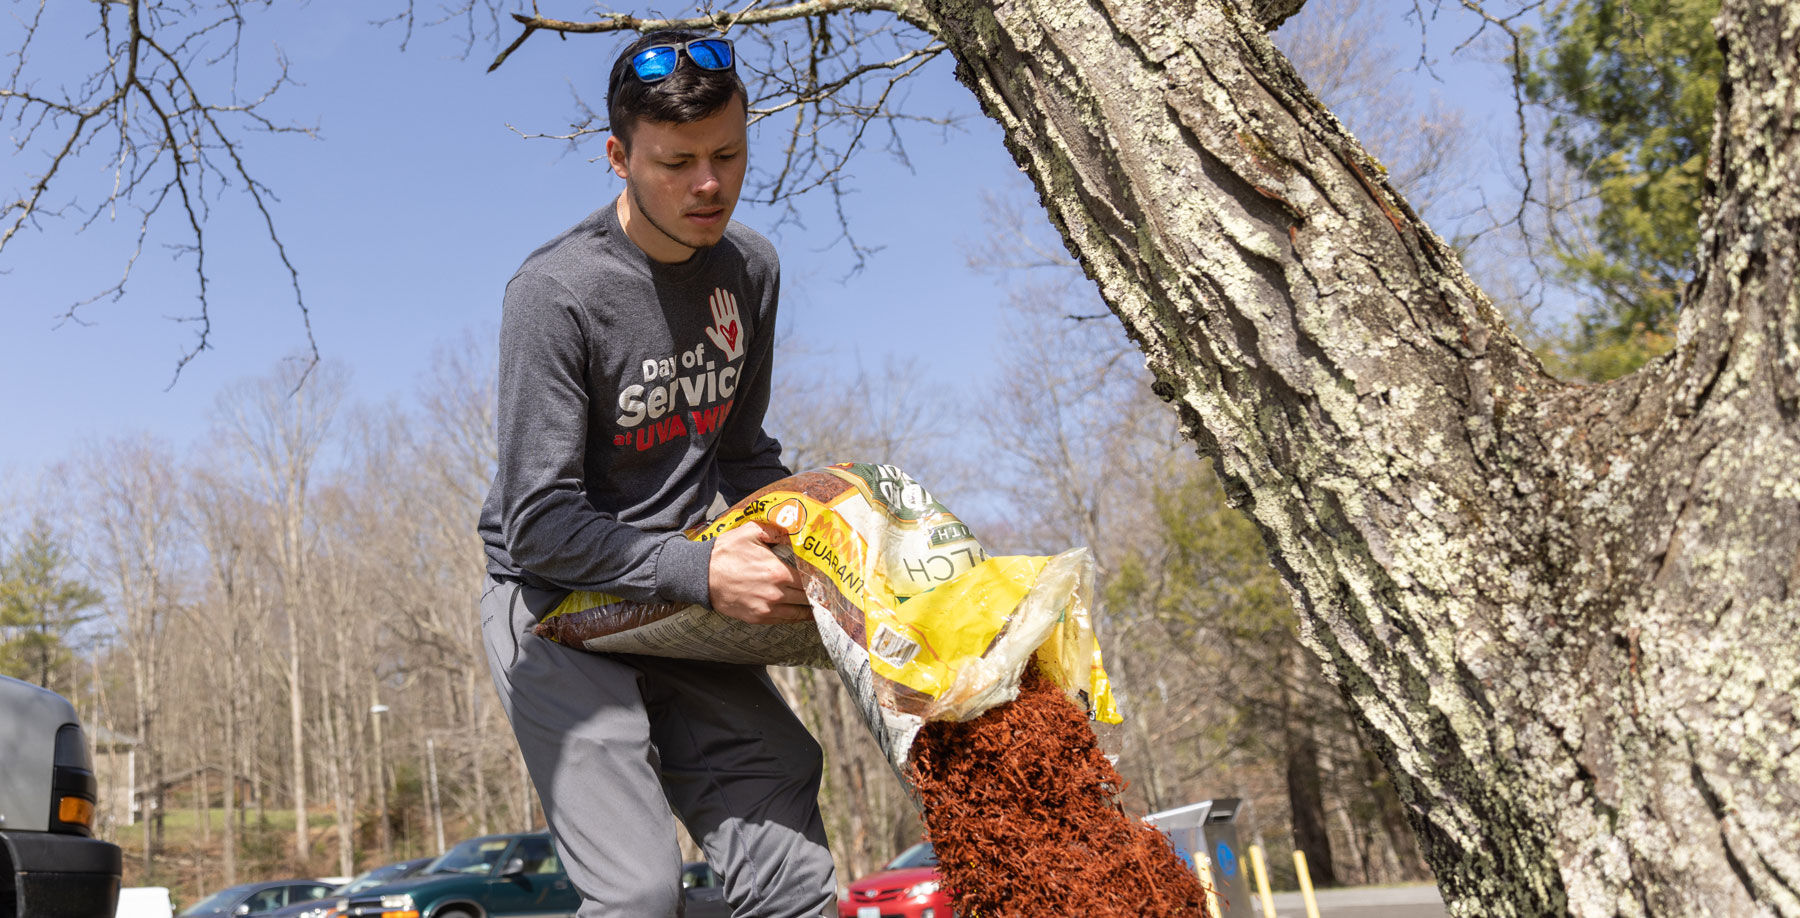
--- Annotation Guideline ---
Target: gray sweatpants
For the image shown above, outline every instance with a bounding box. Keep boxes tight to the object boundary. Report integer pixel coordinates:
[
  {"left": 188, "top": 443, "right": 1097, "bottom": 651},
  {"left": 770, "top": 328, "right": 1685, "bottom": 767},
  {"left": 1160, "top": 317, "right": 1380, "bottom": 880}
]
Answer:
[{"left": 480, "top": 576, "right": 839, "bottom": 918}]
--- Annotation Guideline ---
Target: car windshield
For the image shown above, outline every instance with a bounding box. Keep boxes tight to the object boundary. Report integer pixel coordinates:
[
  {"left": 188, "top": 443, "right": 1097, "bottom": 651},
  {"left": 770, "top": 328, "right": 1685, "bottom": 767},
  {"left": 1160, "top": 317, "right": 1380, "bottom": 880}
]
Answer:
[
  {"left": 681, "top": 863, "right": 719, "bottom": 890},
  {"left": 334, "top": 863, "right": 409, "bottom": 896},
  {"left": 886, "top": 842, "right": 937, "bottom": 870},
  {"left": 178, "top": 885, "right": 253, "bottom": 916},
  {"left": 426, "top": 838, "right": 514, "bottom": 875}
]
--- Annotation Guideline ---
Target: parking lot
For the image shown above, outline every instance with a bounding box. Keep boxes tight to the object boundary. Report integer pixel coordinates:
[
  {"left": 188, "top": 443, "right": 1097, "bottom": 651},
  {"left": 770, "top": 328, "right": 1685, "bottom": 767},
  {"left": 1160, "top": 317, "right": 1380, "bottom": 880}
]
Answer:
[{"left": 1255, "top": 884, "right": 1448, "bottom": 918}]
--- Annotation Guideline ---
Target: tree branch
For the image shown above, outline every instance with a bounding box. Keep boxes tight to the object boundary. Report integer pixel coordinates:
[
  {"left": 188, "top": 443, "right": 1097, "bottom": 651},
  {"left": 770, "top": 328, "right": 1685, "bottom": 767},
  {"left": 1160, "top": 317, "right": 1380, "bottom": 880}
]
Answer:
[
  {"left": 449, "top": 2, "right": 958, "bottom": 274},
  {"left": 486, "top": 0, "right": 924, "bottom": 72},
  {"left": 2, "top": 0, "right": 318, "bottom": 383}
]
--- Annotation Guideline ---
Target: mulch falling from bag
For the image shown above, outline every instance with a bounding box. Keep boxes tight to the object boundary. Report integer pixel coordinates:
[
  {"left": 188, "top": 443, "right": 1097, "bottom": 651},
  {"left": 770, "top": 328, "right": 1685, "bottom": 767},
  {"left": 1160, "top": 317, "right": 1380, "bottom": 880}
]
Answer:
[{"left": 909, "top": 665, "right": 1216, "bottom": 918}]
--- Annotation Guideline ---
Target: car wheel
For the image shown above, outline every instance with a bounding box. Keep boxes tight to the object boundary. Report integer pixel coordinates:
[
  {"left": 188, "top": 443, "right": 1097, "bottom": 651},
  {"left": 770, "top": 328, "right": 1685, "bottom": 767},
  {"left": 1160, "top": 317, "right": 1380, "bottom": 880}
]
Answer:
[{"left": 433, "top": 909, "right": 477, "bottom": 918}]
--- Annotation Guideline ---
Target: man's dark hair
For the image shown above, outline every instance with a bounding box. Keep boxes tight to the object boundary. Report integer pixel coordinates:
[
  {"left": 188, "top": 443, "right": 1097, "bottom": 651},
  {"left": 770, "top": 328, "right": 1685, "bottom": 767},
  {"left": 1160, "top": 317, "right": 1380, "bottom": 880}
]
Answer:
[{"left": 607, "top": 30, "right": 749, "bottom": 151}]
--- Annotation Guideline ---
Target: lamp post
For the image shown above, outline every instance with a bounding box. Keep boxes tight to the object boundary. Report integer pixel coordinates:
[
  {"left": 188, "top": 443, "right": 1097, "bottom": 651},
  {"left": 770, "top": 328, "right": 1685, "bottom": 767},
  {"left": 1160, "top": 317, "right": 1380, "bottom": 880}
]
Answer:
[{"left": 369, "top": 699, "right": 391, "bottom": 860}]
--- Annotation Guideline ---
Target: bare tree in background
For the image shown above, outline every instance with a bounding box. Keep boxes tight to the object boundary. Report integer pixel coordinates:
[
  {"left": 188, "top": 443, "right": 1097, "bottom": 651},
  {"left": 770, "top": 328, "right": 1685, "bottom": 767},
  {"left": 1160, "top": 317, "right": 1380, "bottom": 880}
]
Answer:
[
  {"left": 1268, "top": 0, "right": 1469, "bottom": 224},
  {"left": 213, "top": 360, "right": 348, "bottom": 864},
  {"left": 0, "top": 0, "right": 315, "bottom": 377},
  {"left": 312, "top": 480, "right": 379, "bottom": 878},
  {"left": 71, "top": 434, "right": 184, "bottom": 876},
  {"left": 405, "top": 332, "right": 505, "bottom": 840},
  {"left": 769, "top": 354, "right": 967, "bottom": 485},
  {"left": 182, "top": 460, "right": 259, "bottom": 885},
  {"left": 970, "top": 250, "right": 1380, "bottom": 879}
]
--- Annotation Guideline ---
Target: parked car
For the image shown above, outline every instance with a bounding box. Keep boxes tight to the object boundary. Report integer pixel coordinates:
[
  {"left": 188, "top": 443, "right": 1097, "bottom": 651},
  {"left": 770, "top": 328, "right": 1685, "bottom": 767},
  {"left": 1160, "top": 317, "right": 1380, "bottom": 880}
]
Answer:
[
  {"left": 264, "top": 858, "right": 435, "bottom": 918},
  {"left": 0, "top": 673, "right": 121, "bottom": 918},
  {"left": 680, "top": 860, "right": 731, "bottom": 918},
  {"left": 339, "top": 833, "right": 741, "bottom": 918},
  {"left": 839, "top": 841, "right": 952, "bottom": 918},
  {"left": 334, "top": 857, "right": 434, "bottom": 896},
  {"left": 338, "top": 832, "right": 575, "bottom": 918},
  {"left": 176, "top": 879, "right": 336, "bottom": 917}
]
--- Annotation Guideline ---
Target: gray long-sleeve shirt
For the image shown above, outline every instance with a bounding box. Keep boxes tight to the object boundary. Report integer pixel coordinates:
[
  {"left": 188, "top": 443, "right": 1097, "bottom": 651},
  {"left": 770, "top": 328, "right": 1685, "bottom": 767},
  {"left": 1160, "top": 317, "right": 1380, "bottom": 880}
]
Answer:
[{"left": 478, "top": 199, "right": 790, "bottom": 606}]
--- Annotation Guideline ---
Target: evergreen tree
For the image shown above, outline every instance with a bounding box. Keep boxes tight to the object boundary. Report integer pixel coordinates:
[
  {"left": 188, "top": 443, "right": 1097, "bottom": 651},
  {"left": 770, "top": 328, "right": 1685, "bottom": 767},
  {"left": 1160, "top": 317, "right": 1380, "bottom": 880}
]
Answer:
[
  {"left": 0, "top": 519, "right": 104, "bottom": 692},
  {"left": 1526, "top": 0, "right": 1722, "bottom": 378}
]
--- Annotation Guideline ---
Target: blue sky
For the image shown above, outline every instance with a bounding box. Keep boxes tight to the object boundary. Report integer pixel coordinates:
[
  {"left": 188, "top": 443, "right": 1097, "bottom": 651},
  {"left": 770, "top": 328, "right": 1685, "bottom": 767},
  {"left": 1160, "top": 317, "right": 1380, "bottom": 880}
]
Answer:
[{"left": 0, "top": 3, "right": 1521, "bottom": 491}]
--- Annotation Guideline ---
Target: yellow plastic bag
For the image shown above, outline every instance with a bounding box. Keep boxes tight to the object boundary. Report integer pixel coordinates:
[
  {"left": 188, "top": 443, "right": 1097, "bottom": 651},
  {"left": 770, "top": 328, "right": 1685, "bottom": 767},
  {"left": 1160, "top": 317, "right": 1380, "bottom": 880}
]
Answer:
[{"left": 533, "top": 463, "right": 1121, "bottom": 772}]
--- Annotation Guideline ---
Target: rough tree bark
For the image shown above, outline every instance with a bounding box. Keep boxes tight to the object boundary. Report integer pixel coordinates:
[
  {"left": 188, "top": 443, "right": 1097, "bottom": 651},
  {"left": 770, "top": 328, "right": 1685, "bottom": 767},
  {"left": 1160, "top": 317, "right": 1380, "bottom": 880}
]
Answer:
[{"left": 902, "top": 0, "right": 1799, "bottom": 914}]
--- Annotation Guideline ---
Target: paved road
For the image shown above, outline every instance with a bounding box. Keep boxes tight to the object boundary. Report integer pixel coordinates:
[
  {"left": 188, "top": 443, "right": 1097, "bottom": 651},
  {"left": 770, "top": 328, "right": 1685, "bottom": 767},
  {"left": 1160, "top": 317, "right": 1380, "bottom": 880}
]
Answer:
[{"left": 1232, "top": 884, "right": 1449, "bottom": 918}]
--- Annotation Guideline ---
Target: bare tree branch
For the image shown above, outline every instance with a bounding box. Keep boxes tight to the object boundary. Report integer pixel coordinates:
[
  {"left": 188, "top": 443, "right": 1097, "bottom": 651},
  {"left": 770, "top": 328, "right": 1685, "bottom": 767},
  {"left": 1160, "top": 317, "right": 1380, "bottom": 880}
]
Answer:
[
  {"left": 378, "top": 2, "right": 958, "bottom": 274},
  {"left": 484, "top": 0, "right": 923, "bottom": 72},
  {"left": 2, "top": 0, "right": 318, "bottom": 383}
]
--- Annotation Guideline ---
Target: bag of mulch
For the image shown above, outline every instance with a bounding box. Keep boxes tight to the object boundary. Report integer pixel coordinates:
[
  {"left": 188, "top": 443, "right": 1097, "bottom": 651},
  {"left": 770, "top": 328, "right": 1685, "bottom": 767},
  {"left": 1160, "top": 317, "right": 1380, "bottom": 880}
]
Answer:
[{"left": 532, "top": 462, "right": 1121, "bottom": 773}]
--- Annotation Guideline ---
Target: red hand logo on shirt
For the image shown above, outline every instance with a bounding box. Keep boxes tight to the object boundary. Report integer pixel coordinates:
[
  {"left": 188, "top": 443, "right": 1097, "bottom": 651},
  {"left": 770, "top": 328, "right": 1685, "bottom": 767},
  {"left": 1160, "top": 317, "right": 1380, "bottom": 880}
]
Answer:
[{"left": 705, "top": 288, "right": 746, "bottom": 361}]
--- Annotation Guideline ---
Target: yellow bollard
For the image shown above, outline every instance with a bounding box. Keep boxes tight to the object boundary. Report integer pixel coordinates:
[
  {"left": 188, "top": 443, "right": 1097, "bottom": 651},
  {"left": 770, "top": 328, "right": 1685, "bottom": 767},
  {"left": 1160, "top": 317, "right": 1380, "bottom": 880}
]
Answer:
[
  {"left": 1248, "top": 845, "right": 1277, "bottom": 918},
  {"left": 1196, "top": 852, "right": 1224, "bottom": 918},
  {"left": 1293, "top": 849, "right": 1322, "bottom": 918}
]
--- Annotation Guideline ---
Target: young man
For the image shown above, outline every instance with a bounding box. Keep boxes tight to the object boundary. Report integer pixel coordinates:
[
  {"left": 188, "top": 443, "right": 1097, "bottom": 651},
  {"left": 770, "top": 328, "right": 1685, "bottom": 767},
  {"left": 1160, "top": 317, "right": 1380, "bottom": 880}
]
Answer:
[{"left": 477, "top": 31, "right": 839, "bottom": 918}]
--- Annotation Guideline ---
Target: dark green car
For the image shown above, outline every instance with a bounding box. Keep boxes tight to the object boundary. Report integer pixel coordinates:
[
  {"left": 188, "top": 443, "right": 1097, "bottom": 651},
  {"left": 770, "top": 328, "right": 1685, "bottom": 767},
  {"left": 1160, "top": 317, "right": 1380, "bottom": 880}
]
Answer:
[
  {"left": 339, "top": 831, "right": 733, "bottom": 918},
  {"left": 339, "top": 832, "right": 575, "bottom": 918}
]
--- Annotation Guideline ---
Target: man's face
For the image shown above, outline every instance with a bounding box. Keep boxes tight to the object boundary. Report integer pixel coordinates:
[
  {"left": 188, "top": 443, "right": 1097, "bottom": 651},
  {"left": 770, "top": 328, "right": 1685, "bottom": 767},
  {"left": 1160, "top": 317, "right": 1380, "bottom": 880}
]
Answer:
[{"left": 607, "top": 95, "right": 749, "bottom": 262}]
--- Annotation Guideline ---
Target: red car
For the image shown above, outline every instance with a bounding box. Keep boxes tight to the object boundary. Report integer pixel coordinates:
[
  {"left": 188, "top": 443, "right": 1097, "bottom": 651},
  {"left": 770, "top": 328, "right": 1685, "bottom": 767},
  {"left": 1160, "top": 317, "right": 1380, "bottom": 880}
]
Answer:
[{"left": 839, "top": 841, "right": 953, "bottom": 918}]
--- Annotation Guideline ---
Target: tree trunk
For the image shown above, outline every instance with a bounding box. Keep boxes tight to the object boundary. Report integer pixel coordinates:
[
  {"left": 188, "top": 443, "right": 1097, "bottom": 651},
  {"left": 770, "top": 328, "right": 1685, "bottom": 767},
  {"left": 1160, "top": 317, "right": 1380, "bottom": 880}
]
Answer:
[
  {"left": 468, "top": 667, "right": 491, "bottom": 837},
  {"left": 324, "top": 599, "right": 356, "bottom": 877},
  {"left": 322, "top": 680, "right": 354, "bottom": 878},
  {"left": 35, "top": 616, "right": 52, "bottom": 690},
  {"left": 288, "top": 613, "right": 308, "bottom": 865},
  {"left": 1357, "top": 739, "right": 1428, "bottom": 883},
  {"left": 223, "top": 646, "right": 238, "bottom": 886},
  {"left": 198, "top": 766, "right": 211, "bottom": 846},
  {"left": 250, "top": 583, "right": 269, "bottom": 829},
  {"left": 1283, "top": 688, "right": 1336, "bottom": 888},
  {"left": 133, "top": 653, "right": 153, "bottom": 875},
  {"left": 1334, "top": 804, "right": 1367, "bottom": 886},
  {"left": 912, "top": 0, "right": 1800, "bottom": 913}
]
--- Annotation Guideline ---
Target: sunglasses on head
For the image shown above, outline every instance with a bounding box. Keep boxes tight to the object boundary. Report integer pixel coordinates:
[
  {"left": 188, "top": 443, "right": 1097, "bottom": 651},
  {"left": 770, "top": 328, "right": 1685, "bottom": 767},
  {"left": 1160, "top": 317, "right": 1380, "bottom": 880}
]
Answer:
[{"left": 629, "top": 38, "right": 735, "bottom": 83}]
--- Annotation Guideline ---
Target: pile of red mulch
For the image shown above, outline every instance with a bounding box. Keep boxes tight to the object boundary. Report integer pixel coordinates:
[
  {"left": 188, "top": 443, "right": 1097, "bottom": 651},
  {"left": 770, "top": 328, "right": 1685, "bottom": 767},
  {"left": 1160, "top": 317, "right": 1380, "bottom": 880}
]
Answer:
[{"left": 909, "top": 665, "right": 1216, "bottom": 918}]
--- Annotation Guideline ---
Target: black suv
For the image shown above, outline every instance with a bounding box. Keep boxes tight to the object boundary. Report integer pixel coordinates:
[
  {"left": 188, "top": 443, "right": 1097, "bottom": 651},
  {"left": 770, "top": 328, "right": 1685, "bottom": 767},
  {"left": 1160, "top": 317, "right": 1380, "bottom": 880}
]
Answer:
[{"left": 0, "top": 674, "right": 121, "bottom": 918}]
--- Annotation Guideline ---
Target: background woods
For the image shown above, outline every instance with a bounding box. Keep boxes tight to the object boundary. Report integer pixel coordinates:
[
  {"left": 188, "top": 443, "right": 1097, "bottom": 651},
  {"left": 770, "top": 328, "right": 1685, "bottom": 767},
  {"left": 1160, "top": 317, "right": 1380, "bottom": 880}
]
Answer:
[
  {"left": 0, "top": 309, "right": 1435, "bottom": 897},
  {"left": 0, "top": 330, "right": 1433, "bottom": 895}
]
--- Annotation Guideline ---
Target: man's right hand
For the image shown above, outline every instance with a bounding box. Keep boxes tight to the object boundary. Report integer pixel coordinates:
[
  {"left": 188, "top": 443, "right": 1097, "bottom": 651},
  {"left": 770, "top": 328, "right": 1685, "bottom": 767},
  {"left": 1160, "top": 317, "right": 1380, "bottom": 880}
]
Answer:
[{"left": 707, "top": 520, "right": 812, "bottom": 624}]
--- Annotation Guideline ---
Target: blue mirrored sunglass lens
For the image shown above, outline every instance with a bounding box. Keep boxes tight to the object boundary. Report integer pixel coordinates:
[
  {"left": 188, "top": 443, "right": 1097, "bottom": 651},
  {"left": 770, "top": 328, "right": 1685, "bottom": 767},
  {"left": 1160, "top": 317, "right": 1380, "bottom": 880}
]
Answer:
[
  {"left": 687, "top": 40, "right": 732, "bottom": 69},
  {"left": 632, "top": 47, "right": 678, "bottom": 79}
]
